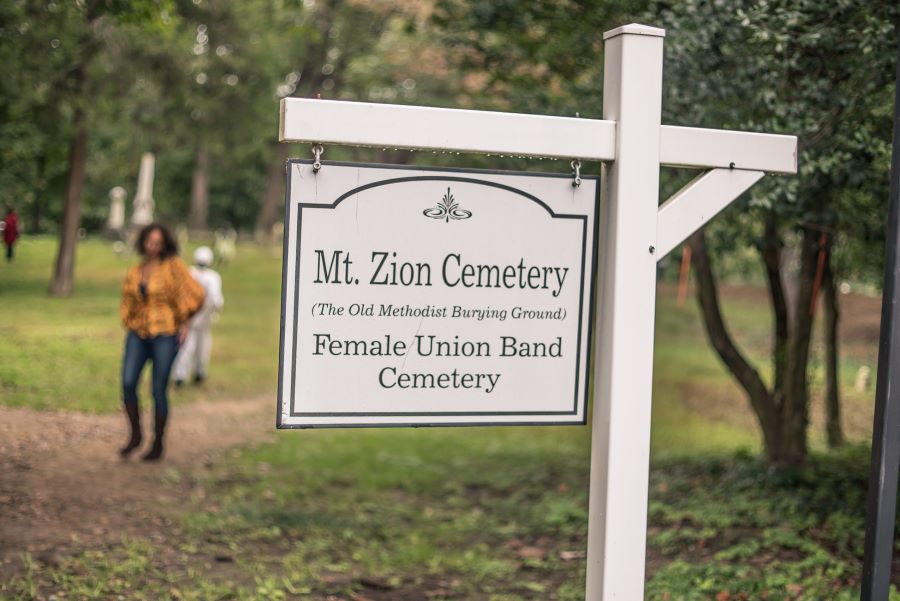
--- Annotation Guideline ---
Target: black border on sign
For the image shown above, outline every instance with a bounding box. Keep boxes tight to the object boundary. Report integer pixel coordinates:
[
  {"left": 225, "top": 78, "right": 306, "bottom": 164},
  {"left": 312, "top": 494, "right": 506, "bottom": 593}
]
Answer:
[
  {"left": 291, "top": 179, "right": 585, "bottom": 415},
  {"left": 276, "top": 160, "right": 600, "bottom": 429}
]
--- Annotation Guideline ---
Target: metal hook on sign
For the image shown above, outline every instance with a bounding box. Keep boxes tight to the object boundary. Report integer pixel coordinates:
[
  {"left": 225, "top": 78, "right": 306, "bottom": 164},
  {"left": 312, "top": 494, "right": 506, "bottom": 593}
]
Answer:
[
  {"left": 312, "top": 144, "right": 324, "bottom": 173},
  {"left": 571, "top": 159, "right": 582, "bottom": 188}
]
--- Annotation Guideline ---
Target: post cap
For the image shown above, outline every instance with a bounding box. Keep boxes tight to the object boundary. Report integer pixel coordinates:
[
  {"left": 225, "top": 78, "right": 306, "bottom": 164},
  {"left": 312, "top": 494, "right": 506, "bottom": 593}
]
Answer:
[{"left": 603, "top": 23, "right": 666, "bottom": 40}]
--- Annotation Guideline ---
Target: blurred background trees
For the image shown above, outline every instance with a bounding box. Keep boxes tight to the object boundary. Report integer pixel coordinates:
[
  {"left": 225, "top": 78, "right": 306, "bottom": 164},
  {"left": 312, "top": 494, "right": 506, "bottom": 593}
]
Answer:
[
  {"left": 0, "top": 0, "right": 470, "bottom": 267},
  {"left": 653, "top": 0, "right": 900, "bottom": 466},
  {"left": 1, "top": 0, "right": 898, "bottom": 467},
  {"left": 434, "top": 0, "right": 900, "bottom": 466}
]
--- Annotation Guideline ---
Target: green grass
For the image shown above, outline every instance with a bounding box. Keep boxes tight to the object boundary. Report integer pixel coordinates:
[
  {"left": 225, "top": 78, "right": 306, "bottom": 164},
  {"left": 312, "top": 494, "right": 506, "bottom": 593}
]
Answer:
[
  {"left": 0, "top": 236, "right": 771, "bottom": 453},
  {"left": 5, "top": 433, "right": 897, "bottom": 600},
  {"left": 1, "top": 236, "right": 893, "bottom": 600},
  {"left": 0, "top": 236, "right": 281, "bottom": 412},
  {"left": 0, "top": 237, "right": 876, "bottom": 455}
]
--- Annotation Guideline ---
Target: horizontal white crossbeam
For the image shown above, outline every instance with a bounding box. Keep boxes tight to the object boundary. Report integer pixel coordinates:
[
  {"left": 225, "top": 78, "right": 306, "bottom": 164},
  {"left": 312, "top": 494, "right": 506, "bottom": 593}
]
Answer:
[
  {"left": 660, "top": 126, "right": 797, "bottom": 174},
  {"left": 280, "top": 98, "right": 617, "bottom": 161},
  {"left": 656, "top": 167, "right": 764, "bottom": 259},
  {"left": 280, "top": 98, "right": 798, "bottom": 175}
]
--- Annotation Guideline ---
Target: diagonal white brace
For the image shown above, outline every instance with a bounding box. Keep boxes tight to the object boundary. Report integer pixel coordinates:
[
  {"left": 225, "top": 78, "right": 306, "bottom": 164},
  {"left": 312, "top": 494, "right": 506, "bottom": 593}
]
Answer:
[{"left": 656, "top": 167, "right": 764, "bottom": 259}]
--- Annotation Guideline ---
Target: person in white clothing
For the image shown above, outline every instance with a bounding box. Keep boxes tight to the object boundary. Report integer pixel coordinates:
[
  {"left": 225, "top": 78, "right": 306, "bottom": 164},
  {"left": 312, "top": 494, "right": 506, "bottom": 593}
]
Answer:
[{"left": 173, "top": 246, "right": 224, "bottom": 385}]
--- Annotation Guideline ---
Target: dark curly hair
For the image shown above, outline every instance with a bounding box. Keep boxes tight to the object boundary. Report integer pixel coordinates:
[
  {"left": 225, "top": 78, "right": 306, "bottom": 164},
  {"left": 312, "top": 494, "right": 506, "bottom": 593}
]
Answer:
[{"left": 135, "top": 223, "right": 179, "bottom": 259}]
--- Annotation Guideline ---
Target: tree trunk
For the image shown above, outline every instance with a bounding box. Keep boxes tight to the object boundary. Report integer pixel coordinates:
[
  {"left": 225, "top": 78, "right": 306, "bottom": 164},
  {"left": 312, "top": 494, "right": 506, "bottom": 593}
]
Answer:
[
  {"left": 689, "top": 229, "right": 782, "bottom": 455},
  {"left": 823, "top": 246, "right": 845, "bottom": 447},
  {"left": 49, "top": 90, "right": 88, "bottom": 297},
  {"left": 762, "top": 216, "right": 789, "bottom": 392},
  {"left": 690, "top": 226, "right": 819, "bottom": 468},
  {"left": 255, "top": 143, "right": 290, "bottom": 240},
  {"left": 776, "top": 227, "right": 821, "bottom": 467},
  {"left": 188, "top": 145, "right": 210, "bottom": 231},
  {"left": 31, "top": 152, "right": 47, "bottom": 234},
  {"left": 781, "top": 242, "right": 801, "bottom": 326}
]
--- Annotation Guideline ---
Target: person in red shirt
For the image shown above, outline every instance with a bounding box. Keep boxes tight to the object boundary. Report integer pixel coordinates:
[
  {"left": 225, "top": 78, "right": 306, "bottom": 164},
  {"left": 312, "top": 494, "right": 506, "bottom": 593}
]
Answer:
[{"left": 3, "top": 207, "right": 19, "bottom": 262}]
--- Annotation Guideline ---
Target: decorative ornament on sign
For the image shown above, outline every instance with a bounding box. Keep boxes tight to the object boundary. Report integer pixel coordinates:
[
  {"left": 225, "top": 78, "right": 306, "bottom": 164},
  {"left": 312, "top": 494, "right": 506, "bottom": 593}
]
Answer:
[{"left": 424, "top": 188, "right": 472, "bottom": 222}]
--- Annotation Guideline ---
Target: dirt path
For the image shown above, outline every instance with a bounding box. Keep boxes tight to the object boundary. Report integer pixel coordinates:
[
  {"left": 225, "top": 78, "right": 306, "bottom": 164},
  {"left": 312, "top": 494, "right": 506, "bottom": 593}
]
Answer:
[{"left": 0, "top": 396, "right": 272, "bottom": 577}]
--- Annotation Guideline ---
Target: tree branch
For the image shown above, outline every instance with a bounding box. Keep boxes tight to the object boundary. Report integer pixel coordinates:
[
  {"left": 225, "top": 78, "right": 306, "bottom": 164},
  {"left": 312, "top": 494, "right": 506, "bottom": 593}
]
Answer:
[
  {"left": 762, "top": 215, "right": 789, "bottom": 396},
  {"left": 779, "top": 226, "right": 821, "bottom": 466},
  {"left": 689, "top": 228, "right": 780, "bottom": 442},
  {"left": 822, "top": 243, "right": 844, "bottom": 447}
]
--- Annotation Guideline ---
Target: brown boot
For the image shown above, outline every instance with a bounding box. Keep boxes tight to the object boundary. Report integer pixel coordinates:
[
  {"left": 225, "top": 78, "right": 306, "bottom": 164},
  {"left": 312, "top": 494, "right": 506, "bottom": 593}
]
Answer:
[
  {"left": 119, "top": 403, "right": 142, "bottom": 457},
  {"left": 141, "top": 412, "right": 167, "bottom": 461}
]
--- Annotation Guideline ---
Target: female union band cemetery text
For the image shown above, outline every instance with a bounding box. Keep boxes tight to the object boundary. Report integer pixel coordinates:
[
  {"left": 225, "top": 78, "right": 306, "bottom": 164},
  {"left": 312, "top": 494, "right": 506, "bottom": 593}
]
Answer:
[
  {"left": 313, "top": 333, "right": 563, "bottom": 394},
  {"left": 306, "top": 247, "right": 572, "bottom": 396},
  {"left": 314, "top": 249, "right": 571, "bottom": 298}
]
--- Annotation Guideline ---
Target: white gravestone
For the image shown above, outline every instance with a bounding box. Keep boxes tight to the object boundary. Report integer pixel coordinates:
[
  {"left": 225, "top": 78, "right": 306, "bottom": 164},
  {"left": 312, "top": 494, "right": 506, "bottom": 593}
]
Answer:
[
  {"left": 131, "top": 153, "right": 156, "bottom": 227},
  {"left": 107, "top": 186, "right": 126, "bottom": 232}
]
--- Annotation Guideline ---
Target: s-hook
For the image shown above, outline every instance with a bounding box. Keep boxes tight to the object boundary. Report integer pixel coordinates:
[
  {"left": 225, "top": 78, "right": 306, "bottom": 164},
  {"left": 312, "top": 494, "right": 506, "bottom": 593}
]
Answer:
[
  {"left": 312, "top": 144, "right": 325, "bottom": 173},
  {"left": 571, "top": 159, "right": 582, "bottom": 188}
]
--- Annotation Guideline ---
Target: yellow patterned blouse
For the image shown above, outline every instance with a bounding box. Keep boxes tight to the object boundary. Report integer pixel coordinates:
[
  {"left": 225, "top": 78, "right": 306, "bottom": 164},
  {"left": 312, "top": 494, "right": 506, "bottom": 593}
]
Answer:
[{"left": 120, "top": 257, "right": 206, "bottom": 338}]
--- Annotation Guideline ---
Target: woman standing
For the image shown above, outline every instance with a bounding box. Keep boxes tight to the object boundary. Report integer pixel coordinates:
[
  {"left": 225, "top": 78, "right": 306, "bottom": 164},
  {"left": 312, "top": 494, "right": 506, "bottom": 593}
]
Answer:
[{"left": 119, "top": 224, "right": 205, "bottom": 461}]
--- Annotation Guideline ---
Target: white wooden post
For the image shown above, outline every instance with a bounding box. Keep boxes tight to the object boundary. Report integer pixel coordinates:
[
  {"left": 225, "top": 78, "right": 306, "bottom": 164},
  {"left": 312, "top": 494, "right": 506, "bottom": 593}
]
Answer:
[
  {"left": 586, "top": 24, "right": 665, "bottom": 600},
  {"left": 277, "top": 22, "right": 797, "bottom": 600}
]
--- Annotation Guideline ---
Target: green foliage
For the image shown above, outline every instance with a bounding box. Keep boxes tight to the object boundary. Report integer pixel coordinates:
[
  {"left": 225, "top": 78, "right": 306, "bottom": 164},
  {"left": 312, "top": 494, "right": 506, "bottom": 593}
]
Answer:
[
  {"left": 0, "top": 0, "right": 181, "bottom": 228},
  {"left": 430, "top": 0, "right": 899, "bottom": 288},
  {"left": 0, "top": 0, "right": 447, "bottom": 233},
  {"left": 433, "top": 0, "right": 647, "bottom": 116},
  {"left": 645, "top": 449, "right": 891, "bottom": 600},
  {"left": 652, "top": 0, "right": 899, "bottom": 283}
]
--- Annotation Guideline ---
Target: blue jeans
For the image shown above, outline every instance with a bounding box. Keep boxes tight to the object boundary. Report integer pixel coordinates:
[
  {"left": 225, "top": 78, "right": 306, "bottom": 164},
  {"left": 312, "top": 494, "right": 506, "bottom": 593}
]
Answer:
[{"left": 122, "top": 331, "right": 179, "bottom": 414}]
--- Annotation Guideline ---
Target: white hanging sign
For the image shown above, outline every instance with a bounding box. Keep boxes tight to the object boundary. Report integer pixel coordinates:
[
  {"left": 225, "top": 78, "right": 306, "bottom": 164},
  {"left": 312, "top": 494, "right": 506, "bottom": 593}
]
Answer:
[{"left": 278, "top": 161, "right": 599, "bottom": 427}]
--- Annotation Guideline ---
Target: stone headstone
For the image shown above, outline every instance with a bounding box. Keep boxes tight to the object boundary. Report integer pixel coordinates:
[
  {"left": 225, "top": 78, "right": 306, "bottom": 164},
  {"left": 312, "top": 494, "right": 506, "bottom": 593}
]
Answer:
[
  {"left": 855, "top": 365, "right": 872, "bottom": 393},
  {"left": 131, "top": 153, "right": 155, "bottom": 227},
  {"left": 107, "top": 186, "right": 126, "bottom": 232},
  {"left": 176, "top": 224, "right": 190, "bottom": 251},
  {"left": 214, "top": 227, "right": 237, "bottom": 266}
]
